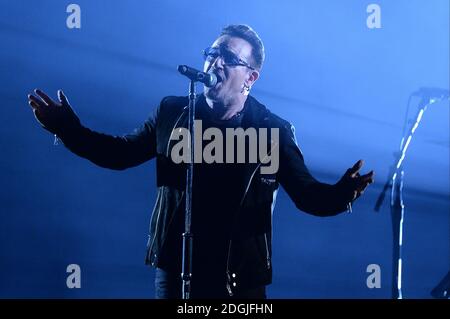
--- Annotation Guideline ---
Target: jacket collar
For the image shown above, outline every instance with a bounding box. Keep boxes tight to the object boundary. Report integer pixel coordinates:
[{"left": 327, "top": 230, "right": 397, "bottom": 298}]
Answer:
[
  {"left": 194, "top": 94, "right": 270, "bottom": 128},
  {"left": 241, "top": 95, "right": 271, "bottom": 129}
]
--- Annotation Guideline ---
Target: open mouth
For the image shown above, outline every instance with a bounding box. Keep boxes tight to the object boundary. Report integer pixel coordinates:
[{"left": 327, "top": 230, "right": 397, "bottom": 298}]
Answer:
[
  {"left": 215, "top": 74, "right": 223, "bottom": 84},
  {"left": 209, "top": 71, "right": 223, "bottom": 84}
]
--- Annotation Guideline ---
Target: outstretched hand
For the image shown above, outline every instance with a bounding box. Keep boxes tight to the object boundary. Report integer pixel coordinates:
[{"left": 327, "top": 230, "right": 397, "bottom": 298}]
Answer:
[
  {"left": 336, "top": 160, "right": 374, "bottom": 202},
  {"left": 28, "top": 89, "right": 80, "bottom": 135}
]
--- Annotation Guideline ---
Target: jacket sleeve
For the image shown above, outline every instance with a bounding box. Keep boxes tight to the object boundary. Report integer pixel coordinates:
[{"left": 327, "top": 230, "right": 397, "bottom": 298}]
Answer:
[
  {"left": 56, "top": 102, "right": 159, "bottom": 171},
  {"left": 278, "top": 123, "right": 350, "bottom": 216}
]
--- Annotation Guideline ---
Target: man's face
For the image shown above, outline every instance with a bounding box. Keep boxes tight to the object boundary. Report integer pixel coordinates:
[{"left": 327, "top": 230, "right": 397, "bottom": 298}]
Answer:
[{"left": 203, "top": 35, "right": 258, "bottom": 105}]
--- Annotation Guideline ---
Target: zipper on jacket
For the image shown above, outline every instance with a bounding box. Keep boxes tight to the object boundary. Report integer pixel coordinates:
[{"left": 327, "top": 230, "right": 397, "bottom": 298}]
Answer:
[
  {"left": 225, "top": 238, "right": 238, "bottom": 297},
  {"left": 264, "top": 233, "right": 271, "bottom": 270},
  {"left": 224, "top": 139, "right": 279, "bottom": 290},
  {"left": 225, "top": 162, "right": 262, "bottom": 296},
  {"left": 226, "top": 284, "right": 233, "bottom": 296},
  {"left": 148, "top": 187, "right": 164, "bottom": 265},
  {"left": 226, "top": 270, "right": 234, "bottom": 297}
]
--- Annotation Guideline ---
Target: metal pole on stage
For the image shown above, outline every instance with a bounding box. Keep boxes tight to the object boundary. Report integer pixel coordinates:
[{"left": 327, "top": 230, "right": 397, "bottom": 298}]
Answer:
[
  {"left": 177, "top": 65, "right": 218, "bottom": 299},
  {"left": 375, "top": 89, "right": 449, "bottom": 299},
  {"left": 181, "top": 79, "right": 196, "bottom": 300}
]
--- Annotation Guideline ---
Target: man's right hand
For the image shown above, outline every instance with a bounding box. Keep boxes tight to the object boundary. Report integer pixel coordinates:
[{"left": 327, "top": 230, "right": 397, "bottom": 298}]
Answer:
[{"left": 28, "top": 89, "right": 81, "bottom": 135}]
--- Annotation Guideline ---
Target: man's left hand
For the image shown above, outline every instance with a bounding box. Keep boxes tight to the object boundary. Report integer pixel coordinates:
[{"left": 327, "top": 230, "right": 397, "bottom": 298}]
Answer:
[{"left": 336, "top": 159, "right": 374, "bottom": 201}]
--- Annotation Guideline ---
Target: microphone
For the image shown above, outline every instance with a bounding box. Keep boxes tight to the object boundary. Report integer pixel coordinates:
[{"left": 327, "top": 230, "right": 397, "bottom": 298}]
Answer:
[
  {"left": 177, "top": 65, "right": 218, "bottom": 87},
  {"left": 412, "top": 87, "right": 449, "bottom": 99}
]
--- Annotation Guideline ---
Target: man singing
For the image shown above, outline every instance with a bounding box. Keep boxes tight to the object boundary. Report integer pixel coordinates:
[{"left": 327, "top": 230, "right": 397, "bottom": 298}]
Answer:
[{"left": 28, "top": 24, "right": 374, "bottom": 299}]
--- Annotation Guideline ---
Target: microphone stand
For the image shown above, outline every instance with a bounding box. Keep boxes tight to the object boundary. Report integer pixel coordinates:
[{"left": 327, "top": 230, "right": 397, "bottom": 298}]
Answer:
[
  {"left": 177, "top": 65, "right": 217, "bottom": 299},
  {"left": 181, "top": 79, "right": 196, "bottom": 299},
  {"left": 374, "top": 95, "right": 442, "bottom": 299}
]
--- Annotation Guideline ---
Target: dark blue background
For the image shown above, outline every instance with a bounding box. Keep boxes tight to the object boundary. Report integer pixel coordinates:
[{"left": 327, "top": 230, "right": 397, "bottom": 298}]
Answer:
[{"left": 0, "top": 0, "right": 448, "bottom": 298}]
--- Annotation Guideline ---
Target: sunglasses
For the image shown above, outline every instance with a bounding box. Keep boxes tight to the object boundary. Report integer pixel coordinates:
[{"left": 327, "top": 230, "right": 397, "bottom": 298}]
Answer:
[{"left": 202, "top": 46, "right": 255, "bottom": 70}]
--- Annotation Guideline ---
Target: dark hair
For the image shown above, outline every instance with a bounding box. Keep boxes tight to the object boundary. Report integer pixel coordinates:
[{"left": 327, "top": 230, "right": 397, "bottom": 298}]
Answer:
[{"left": 220, "top": 24, "right": 265, "bottom": 70}]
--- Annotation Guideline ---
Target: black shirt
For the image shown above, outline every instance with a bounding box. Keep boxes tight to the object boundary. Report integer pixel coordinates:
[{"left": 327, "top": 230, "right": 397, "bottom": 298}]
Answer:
[{"left": 158, "top": 96, "right": 246, "bottom": 288}]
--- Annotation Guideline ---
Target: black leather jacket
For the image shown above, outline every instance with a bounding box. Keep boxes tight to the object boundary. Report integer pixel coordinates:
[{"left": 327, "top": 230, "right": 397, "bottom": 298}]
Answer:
[{"left": 58, "top": 94, "right": 351, "bottom": 296}]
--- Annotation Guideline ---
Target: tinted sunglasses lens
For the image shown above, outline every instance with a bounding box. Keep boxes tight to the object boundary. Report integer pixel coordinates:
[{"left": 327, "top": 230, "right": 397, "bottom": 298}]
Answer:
[
  {"left": 203, "top": 47, "right": 244, "bottom": 66},
  {"left": 221, "top": 50, "right": 240, "bottom": 65},
  {"left": 203, "top": 47, "right": 219, "bottom": 61}
]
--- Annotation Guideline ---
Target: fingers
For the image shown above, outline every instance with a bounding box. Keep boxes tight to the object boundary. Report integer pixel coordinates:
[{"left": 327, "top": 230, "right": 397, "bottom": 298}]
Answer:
[
  {"left": 355, "top": 171, "right": 375, "bottom": 193},
  {"left": 34, "top": 89, "right": 57, "bottom": 106},
  {"left": 58, "top": 89, "right": 69, "bottom": 106},
  {"left": 342, "top": 164, "right": 375, "bottom": 200},
  {"left": 28, "top": 93, "right": 45, "bottom": 106},
  {"left": 347, "top": 159, "right": 363, "bottom": 177},
  {"left": 28, "top": 89, "right": 66, "bottom": 112},
  {"left": 28, "top": 96, "right": 42, "bottom": 110},
  {"left": 361, "top": 170, "right": 375, "bottom": 183}
]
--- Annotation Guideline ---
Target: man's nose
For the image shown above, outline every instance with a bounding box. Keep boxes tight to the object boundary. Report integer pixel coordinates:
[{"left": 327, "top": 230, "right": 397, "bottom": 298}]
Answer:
[
  {"left": 205, "top": 55, "right": 224, "bottom": 73},
  {"left": 210, "top": 55, "right": 225, "bottom": 69}
]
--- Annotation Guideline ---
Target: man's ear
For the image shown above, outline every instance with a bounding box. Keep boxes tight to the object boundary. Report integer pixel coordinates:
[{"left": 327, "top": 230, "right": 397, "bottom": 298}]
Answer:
[{"left": 246, "top": 70, "right": 260, "bottom": 87}]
